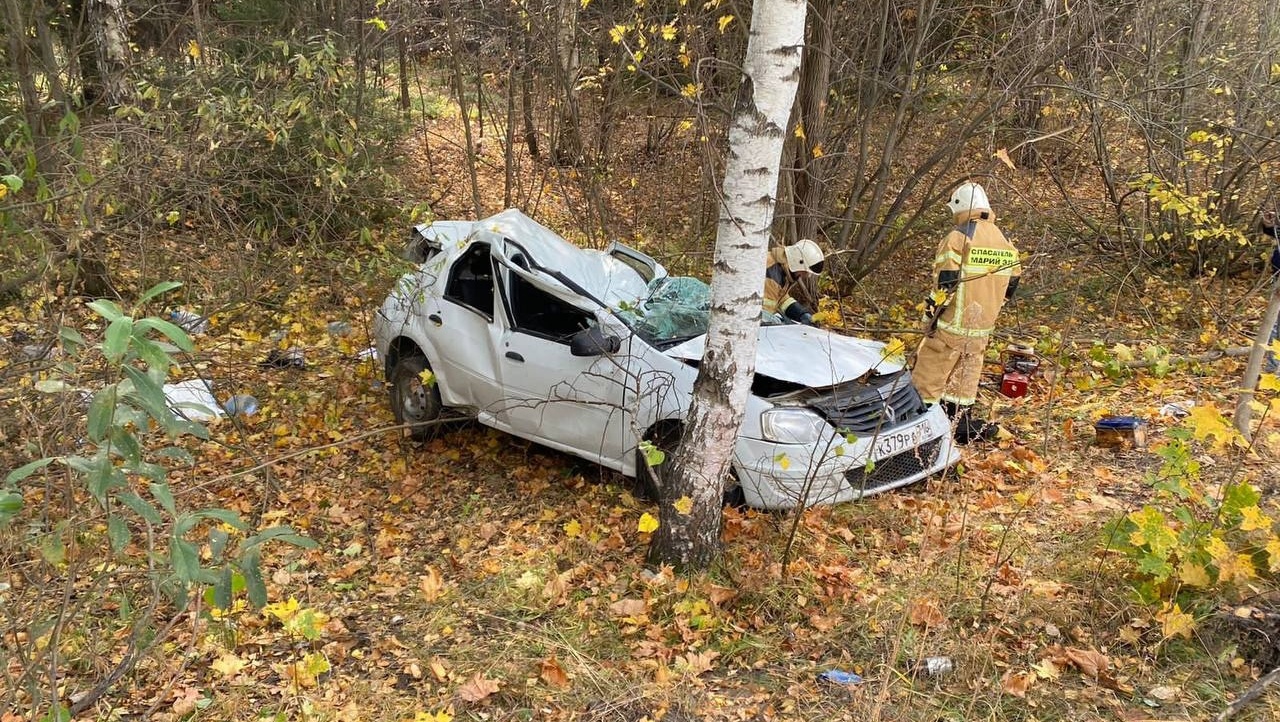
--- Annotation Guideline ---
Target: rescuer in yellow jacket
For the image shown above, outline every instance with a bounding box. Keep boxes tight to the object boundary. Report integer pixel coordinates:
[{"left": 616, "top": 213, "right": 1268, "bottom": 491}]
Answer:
[
  {"left": 764, "top": 239, "right": 824, "bottom": 325},
  {"left": 913, "top": 182, "right": 1021, "bottom": 443}
]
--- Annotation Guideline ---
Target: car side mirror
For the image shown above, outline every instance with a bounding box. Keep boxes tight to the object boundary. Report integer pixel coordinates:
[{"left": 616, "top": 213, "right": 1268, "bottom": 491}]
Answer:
[{"left": 570, "top": 327, "right": 621, "bottom": 357}]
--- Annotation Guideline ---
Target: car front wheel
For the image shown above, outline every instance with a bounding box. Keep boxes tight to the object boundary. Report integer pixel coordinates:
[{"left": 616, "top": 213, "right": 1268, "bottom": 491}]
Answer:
[{"left": 390, "top": 355, "right": 443, "bottom": 440}]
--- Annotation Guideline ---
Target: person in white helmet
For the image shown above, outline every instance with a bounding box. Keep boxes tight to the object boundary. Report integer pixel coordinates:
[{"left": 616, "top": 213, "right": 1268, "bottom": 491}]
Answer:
[
  {"left": 912, "top": 181, "right": 1021, "bottom": 443},
  {"left": 763, "top": 239, "right": 824, "bottom": 325}
]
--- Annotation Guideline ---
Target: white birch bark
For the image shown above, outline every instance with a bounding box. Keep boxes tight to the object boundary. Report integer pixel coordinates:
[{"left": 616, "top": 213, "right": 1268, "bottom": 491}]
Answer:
[
  {"left": 1234, "top": 279, "right": 1280, "bottom": 437},
  {"left": 649, "top": 0, "right": 806, "bottom": 570}
]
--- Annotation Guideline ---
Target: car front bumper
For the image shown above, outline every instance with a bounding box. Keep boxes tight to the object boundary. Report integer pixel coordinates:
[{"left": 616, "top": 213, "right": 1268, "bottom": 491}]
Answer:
[{"left": 733, "top": 404, "right": 959, "bottom": 510}]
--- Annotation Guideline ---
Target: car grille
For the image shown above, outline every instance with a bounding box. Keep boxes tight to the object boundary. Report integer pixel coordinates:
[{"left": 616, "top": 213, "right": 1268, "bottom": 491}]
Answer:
[
  {"left": 844, "top": 438, "right": 943, "bottom": 494},
  {"left": 808, "top": 370, "right": 928, "bottom": 434}
]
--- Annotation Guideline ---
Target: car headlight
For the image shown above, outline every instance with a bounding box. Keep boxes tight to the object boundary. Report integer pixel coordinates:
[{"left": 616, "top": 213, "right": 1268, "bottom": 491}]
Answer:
[{"left": 760, "top": 408, "right": 828, "bottom": 444}]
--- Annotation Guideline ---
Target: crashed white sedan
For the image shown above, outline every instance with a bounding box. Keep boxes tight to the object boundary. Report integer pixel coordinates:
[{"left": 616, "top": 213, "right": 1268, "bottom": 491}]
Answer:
[{"left": 373, "top": 209, "right": 959, "bottom": 510}]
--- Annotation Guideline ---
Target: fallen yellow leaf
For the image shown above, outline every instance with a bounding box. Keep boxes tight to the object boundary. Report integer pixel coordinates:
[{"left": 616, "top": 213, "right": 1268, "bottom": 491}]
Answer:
[
  {"left": 211, "top": 653, "right": 247, "bottom": 677},
  {"left": 637, "top": 512, "right": 659, "bottom": 533}
]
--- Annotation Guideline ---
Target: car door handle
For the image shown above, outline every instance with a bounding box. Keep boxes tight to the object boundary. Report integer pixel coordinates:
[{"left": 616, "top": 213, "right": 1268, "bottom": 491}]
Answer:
[
  {"left": 428, "top": 314, "right": 442, "bottom": 326},
  {"left": 505, "top": 351, "right": 524, "bottom": 362}
]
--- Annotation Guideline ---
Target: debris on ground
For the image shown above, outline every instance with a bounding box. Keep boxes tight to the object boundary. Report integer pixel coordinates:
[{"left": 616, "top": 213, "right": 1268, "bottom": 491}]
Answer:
[
  {"left": 162, "top": 379, "right": 223, "bottom": 420},
  {"left": 260, "top": 347, "right": 306, "bottom": 369},
  {"left": 909, "top": 656, "right": 954, "bottom": 678},
  {"left": 222, "top": 394, "right": 259, "bottom": 417},
  {"left": 816, "top": 669, "right": 864, "bottom": 686},
  {"left": 1095, "top": 415, "right": 1149, "bottom": 449},
  {"left": 169, "top": 309, "right": 209, "bottom": 334}
]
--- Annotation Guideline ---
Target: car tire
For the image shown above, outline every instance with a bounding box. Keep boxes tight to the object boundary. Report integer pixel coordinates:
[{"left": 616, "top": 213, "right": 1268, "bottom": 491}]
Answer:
[
  {"left": 722, "top": 471, "right": 747, "bottom": 510},
  {"left": 389, "top": 354, "right": 443, "bottom": 441}
]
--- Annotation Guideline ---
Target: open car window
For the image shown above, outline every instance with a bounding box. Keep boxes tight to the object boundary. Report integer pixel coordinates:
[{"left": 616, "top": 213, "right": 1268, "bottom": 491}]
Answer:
[
  {"left": 444, "top": 242, "right": 495, "bottom": 319},
  {"left": 503, "top": 271, "right": 595, "bottom": 343}
]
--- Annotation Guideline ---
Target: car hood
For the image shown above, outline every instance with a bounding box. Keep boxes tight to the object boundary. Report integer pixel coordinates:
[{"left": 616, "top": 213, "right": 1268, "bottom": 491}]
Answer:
[{"left": 663, "top": 325, "right": 904, "bottom": 389}]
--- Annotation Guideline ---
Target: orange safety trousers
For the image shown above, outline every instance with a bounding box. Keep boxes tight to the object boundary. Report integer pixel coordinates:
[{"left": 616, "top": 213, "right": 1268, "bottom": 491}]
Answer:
[{"left": 913, "top": 330, "right": 987, "bottom": 406}]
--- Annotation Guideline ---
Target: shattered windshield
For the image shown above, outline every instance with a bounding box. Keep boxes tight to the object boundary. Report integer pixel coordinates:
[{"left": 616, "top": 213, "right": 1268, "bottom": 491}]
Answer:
[{"left": 617, "top": 276, "right": 784, "bottom": 348}]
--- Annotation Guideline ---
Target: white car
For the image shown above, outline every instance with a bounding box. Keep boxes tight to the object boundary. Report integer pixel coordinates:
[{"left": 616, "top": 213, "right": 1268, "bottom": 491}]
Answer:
[{"left": 373, "top": 209, "right": 959, "bottom": 510}]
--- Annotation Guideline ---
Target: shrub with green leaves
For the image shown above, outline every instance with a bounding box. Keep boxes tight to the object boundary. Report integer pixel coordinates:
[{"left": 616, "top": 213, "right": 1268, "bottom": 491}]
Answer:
[
  {"left": 121, "top": 32, "right": 406, "bottom": 247},
  {"left": 1106, "top": 425, "right": 1280, "bottom": 609},
  {"left": 1, "top": 282, "right": 314, "bottom": 715}
]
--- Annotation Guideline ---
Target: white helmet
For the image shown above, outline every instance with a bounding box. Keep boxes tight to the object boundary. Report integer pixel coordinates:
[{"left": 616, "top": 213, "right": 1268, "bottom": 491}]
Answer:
[
  {"left": 948, "top": 181, "right": 991, "bottom": 215},
  {"left": 783, "top": 239, "right": 825, "bottom": 274}
]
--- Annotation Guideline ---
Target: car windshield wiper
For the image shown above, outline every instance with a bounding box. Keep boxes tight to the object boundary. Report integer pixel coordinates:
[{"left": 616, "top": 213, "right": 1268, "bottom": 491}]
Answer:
[{"left": 654, "top": 334, "right": 703, "bottom": 350}]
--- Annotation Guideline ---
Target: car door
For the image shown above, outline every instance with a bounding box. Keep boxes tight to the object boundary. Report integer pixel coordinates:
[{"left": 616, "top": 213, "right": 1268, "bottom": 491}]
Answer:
[
  {"left": 429, "top": 241, "right": 506, "bottom": 417},
  {"left": 492, "top": 261, "right": 629, "bottom": 468}
]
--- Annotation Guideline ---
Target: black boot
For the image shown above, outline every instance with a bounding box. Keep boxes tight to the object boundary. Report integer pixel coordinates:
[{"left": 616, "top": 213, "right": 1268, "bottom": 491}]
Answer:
[
  {"left": 945, "top": 403, "right": 1000, "bottom": 445},
  {"left": 940, "top": 400, "right": 961, "bottom": 419},
  {"left": 952, "top": 405, "right": 975, "bottom": 444},
  {"left": 958, "top": 412, "right": 1000, "bottom": 444}
]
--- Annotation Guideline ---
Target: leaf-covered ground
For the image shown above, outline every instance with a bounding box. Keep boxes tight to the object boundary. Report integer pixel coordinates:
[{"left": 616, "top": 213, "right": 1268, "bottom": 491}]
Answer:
[{"left": 3, "top": 92, "right": 1280, "bottom": 722}]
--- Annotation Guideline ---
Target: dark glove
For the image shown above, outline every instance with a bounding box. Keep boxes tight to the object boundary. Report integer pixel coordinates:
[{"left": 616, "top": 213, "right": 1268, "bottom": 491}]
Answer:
[
  {"left": 937, "top": 270, "right": 960, "bottom": 292},
  {"left": 784, "top": 302, "right": 813, "bottom": 324},
  {"left": 1004, "top": 276, "right": 1020, "bottom": 300},
  {"left": 925, "top": 295, "right": 938, "bottom": 313}
]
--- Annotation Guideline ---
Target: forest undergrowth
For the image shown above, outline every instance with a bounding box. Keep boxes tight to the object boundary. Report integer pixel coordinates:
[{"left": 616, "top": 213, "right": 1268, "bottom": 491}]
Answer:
[{"left": 3, "top": 79, "right": 1280, "bottom": 722}]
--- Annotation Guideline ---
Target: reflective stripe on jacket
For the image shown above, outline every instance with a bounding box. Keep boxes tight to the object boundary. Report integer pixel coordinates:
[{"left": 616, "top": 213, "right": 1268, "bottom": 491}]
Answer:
[
  {"left": 763, "top": 246, "right": 798, "bottom": 315},
  {"left": 934, "top": 211, "right": 1020, "bottom": 340}
]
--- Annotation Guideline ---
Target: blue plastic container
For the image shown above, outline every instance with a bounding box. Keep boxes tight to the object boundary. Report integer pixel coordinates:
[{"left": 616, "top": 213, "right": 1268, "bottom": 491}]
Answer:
[{"left": 1095, "top": 415, "right": 1148, "bottom": 448}]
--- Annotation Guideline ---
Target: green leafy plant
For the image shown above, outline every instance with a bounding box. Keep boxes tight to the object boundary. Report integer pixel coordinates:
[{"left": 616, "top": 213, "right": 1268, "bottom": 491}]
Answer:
[
  {"left": 1106, "top": 421, "right": 1280, "bottom": 623},
  {"left": 1127, "top": 129, "right": 1256, "bottom": 274},
  {"left": 2, "top": 282, "right": 314, "bottom": 714},
  {"left": 119, "top": 33, "right": 405, "bottom": 248}
]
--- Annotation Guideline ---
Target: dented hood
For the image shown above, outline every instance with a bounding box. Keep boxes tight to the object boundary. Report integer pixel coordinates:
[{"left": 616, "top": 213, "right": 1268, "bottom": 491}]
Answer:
[{"left": 664, "top": 325, "right": 904, "bottom": 389}]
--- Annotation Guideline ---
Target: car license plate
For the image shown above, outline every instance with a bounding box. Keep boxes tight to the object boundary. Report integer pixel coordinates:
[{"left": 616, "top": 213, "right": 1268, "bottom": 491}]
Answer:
[{"left": 873, "top": 419, "right": 932, "bottom": 460}]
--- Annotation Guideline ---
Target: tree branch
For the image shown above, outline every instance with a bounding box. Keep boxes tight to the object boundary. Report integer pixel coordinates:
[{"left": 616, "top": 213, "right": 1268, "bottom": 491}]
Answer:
[{"left": 1216, "top": 665, "right": 1280, "bottom": 722}]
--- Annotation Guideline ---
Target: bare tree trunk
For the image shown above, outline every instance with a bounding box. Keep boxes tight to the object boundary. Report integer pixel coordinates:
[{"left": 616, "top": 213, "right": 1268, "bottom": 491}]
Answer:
[
  {"left": 649, "top": 0, "right": 806, "bottom": 571},
  {"left": 85, "top": 0, "right": 132, "bottom": 106},
  {"left": 791, "top": 0, "right": 834, "bottom": 244},
  {"left": 1173, "top": 0, "right": 1214, "bottom": 171},
  {"left": 34, "top": 2, "right": 69, "bottom": 110},
  {"left": 441, "top": 0, "right": 483, "bottom": 217},
  {"left": 398, "top": 19, "right": 410, "bottom": 111},
  {"left": 3, "top": 0, "right": 43, "bottom": 135},
  {"left": 1011, "top": 0, "right": 1058, "bottom": 168},
  {"left": 551, "top": 0, "right": 583, "bottom": 165},
  {"left": 1234, "top": 278, "right": 1280, "bottom": 436},
  {"left": 73, "top": 231, "right": 119, "bottom": 299},
  {"left": 505, "top": 61, "right": 517, "bottom": 208},
  {"left": 354, "top": 0, "right": 369, "bottom": 116},
  {"left": 520, "top": 31, "right": 540, "bottom": 160}
]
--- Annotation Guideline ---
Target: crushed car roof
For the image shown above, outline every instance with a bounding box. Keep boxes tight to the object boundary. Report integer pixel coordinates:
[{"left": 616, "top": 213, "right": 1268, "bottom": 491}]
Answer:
[{"left": 415, "top": 209, "right": 655, "bottom": 308}]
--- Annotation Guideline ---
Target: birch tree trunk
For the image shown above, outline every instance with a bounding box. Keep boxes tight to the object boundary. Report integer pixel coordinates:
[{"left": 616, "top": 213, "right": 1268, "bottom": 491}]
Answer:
[
  {"left": 1234, "top": 278, "right": 1280, "bottom": 437},
  {"left": 648, "top": 0, "right": 806, "bottom": 571}
]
